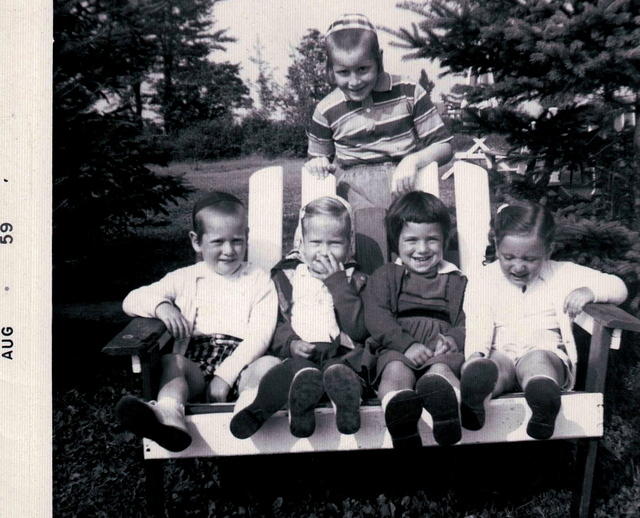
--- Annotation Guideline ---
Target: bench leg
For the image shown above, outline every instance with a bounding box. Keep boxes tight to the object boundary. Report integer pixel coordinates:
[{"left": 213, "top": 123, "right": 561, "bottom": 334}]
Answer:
[
  {"left": 571, "top": 438, "right": 599, "bottom": 518},
  {"left": 144, "top": 459, "right": 166, "bottom": 518}
]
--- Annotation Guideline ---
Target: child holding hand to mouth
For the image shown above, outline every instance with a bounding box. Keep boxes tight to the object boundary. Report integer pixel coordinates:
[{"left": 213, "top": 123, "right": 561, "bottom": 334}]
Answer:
[
  {"left": 460, "top": 201, "right": 627, "bottom": 440},
  {"left": 364, "top": 192, "right": 467, "bottom": 448},
  {"left": 304, "top": 13, "right": 452, "bottom": 211},
  {"left": 230, "top": 196, "right": 370, "bottom": 439}
]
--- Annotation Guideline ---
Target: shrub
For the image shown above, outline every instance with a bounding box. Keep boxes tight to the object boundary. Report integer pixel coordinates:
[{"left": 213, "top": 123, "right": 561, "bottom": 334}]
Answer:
[
  {"left": 53, "top": 111, "right": 192, "bottom": 263},
  {"left": 240, "top": 116, "right": 307, "bottom": 157},
  {"left": 170, "top": 118, "right": 244, "bottom": 161}
]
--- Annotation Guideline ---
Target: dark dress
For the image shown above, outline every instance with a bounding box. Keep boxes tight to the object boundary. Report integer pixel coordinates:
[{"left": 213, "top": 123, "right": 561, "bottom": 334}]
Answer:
[{"left": 363, "top": 263, "right": 467, "bottom": 385}]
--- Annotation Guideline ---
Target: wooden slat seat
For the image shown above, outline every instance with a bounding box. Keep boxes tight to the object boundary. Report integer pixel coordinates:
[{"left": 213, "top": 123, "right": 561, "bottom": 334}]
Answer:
[
  {"left": 102, "top": 161, "right": 640, "bottom": 518},
  {"left": 143, "top": 392, "right": 603, "bottom": 459}
]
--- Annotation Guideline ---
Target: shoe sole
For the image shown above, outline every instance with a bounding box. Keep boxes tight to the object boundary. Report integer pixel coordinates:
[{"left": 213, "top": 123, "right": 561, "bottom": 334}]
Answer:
[
  {"left": 323, "top": 365, "right": 362, "bottom": 435},
  {"left": 384, "top": 391, "right": 423, "bottom": 449},
  {"left": 289, "top": 369, "right": 324, "bottom": 438},
  {"left": 460, "top": 359, "right": 498, "bottom": 430},
  {"left": 416, "top": 374, "right": 461, "bottom": 446},
  {"left": 229, "top": 407, "right": 267, "bottom": 439},
  {"left": 230, "top": 364, "right": 292, "bottom": 439},
  {"left": 525, "top": 377, "right": 561, "bottom": 440},
  {"left": 116, "top": 396, "right": 192, "bottom": 452}
]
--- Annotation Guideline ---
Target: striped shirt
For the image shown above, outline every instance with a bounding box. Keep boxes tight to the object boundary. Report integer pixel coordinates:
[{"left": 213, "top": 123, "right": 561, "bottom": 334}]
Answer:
[{"left": 308, "top": 71, "right": 452, "bottom": 167}]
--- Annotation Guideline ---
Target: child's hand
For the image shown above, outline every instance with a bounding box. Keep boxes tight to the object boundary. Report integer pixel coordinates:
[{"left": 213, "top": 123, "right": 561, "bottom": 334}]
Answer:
[
  {"left": 404, "top": 342, "right": 433, "bottom": 368},
  {"left": 155, "top": 302, "right": 190, "bottom": 338},
  {"left": 564, "top": 287, "right": 596, "bottom": 319},
  {"left": 433, "top": 334, "right": 458, "bottom": 356},
  {"left": 304, "top": 157, "right": 336, "bottom": 179},
  {"left": 391, "top": 156, "right": 418, "bottom": 195},
  {"left": 311, "top": 251, "right": 345, "bottom": 280},
  {"left": 290, "top": 339, "right": 317, "bottom": 359},
  {"left": 208, "top": 375, "right": 231, "bottom": 402}
]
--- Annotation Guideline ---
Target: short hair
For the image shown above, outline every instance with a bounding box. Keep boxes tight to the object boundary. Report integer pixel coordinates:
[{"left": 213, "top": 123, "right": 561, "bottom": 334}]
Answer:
[
  {"left": 191, "top": 191, "right": 245, "bottom": 240},
  {"left": 324, "top": 29, "right": 382, "bottom": 86},
  {"left": 484, "top": 200, "right": 556, "bottom": 263},
  {"left": 386, "top": 191, "right": 452, "bottom": 255},
  {"left": 301, "top": 196, "right": 351, "bottom": 238}
]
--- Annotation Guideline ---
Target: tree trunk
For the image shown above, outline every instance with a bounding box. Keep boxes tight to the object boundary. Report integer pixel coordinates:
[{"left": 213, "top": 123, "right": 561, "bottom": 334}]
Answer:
[
  {"left": 633, "top": 96, "right": 640, "bottom": 229},
  {"left": 132, "top": 81, "right": 143, "bottom": 129}
]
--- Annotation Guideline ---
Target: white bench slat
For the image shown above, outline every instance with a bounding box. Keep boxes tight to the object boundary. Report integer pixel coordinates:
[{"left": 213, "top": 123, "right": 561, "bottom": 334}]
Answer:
[
  {"left": 453, "top": 161, "right": 491, "bottom": 279},
  {"left": 143, "top": 392, "right": 602, "bottom": 459},
  {"left": 415, "top": 161, "right": 440, "bottom": 198},
  {"left": 301, "top": 167, "right": 336, "bottom": 207},
  {"left": 574, "top": 311, "right": 622, "bottom": 350},
  {"left": 248, "top": 166, "right": 283, "bottom": 272}
]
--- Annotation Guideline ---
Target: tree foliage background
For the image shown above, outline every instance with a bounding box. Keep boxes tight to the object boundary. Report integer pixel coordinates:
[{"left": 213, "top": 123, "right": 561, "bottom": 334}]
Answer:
[{"left": 388, "top": 0, "right": 640, "bottom": 225}]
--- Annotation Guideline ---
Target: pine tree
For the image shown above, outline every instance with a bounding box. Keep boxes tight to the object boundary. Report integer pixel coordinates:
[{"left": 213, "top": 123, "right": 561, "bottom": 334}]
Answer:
[
  {"left": 143, "top": 0, "right": 249, "bottom": 132},
  {"left": 388, "top": 0, "right": 640, "bottom": 223},
  {"left": 281, "top": 29, "right": 332, "bottom": 127}
]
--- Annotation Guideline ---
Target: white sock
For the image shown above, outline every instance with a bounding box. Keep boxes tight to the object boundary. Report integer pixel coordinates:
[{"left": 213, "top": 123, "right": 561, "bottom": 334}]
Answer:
[
  {"left": 157, "top": 397, "right": 182, "bottom": 413},
  {"left": 381, "top": 389, "right": 411, "bottom": 412},
  {"left": 233, "top": 387, "right": 257, "bottom": 415}
]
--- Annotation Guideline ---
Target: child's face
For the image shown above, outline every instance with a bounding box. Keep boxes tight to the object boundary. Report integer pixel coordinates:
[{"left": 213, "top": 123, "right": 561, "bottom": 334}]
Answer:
[
  {"left": 397, "top": 222, "right": 444, "bottom": 275},
  {"left": 190, "top": 209, "right": 247, "bottom": 276},
  {"left": 330, "top": 45, "right": 379, "bottom": 102},
  {"left": 301, "top": 214, "right": 350, "bottom": 276},
  {"left": 496, "top": 233, "right": 550, "bottom": 288}
]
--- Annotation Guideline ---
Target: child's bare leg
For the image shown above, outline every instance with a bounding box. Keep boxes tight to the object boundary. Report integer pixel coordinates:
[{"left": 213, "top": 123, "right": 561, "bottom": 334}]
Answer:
[
  {"left": 378, "top": 361, "right": 422, "bottom": 449},
  {"left": 416, "top": 363, "right": 461, "bottom": 445},
  {"left": 116, "top": 353, "right": 204, "bottom": 452},
  {"left": 234, "top": 355, "right": 282, "bottom": 413},
  {"left": 517, "top": 350, "right": 565, "bottom": 440},
  {"left": 378, "top": 360, "right": 416, "bottom": 400},
  {"left": 460, "top": 351, "right": 515, "bottom": 430},
  {"left": 158, "top": 353, "right": 206, "bottom": 405}
]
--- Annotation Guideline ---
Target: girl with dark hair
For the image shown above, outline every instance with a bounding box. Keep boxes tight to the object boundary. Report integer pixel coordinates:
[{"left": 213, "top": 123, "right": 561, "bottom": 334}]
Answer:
[
  {"left": 461, "top": 201, "right": 627, "bottom": 439},
  {"left": 364, "top": 191, "right": 467, "bottom": 448}
]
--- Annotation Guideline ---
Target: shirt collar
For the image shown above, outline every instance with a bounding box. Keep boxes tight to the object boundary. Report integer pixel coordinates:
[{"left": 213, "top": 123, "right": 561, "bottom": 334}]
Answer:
[
  {"left": 373, "top": 72, "right": 392, "bottom": 92},
  {"left": 394, "top": 257, "right": 461, "bottom": 274},
  {"left": 195, "top": 260, "right": 245, "bottom": 280}
]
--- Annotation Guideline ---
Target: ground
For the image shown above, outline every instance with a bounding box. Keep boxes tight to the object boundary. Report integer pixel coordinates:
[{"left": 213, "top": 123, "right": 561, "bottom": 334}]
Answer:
[{"left": 53, "top": 155, "right": 640, "bottom": 517}]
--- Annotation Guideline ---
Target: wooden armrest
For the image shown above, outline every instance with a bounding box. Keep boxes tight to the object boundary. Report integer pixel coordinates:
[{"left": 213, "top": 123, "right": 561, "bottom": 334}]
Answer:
[
  {"left": 102, "top": 317, "right": 170, "bottom": 356},
  {"left": 583, "top": 303, "right": 640, "bottom": 332}
]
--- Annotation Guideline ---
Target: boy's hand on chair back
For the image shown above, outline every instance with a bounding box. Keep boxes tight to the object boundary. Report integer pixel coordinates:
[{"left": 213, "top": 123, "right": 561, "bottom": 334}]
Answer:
[
  {"left": 304, "top": 157, "right": 335, "bottom": 178},
  {"left": 391, "top": 156, "right": 418, "bottom": 194},
  {"left": 155, "top": 302, "right": 191, "bottom": 338}
]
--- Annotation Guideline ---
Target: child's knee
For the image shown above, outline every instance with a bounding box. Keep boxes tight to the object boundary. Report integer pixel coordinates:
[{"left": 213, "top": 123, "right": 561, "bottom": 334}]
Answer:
[
  {"left": 428, "top": 362, "right": 455, "bottom": 378},
  {"left": 239, "top": 356, "right": 281, "bottom": 390}
]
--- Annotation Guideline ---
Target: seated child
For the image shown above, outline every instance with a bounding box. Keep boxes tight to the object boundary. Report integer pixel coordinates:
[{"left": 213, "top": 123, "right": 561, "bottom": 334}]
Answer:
[
  {"left": 460, "top": 201, "right": 628, "bottom": 440},
  {"left": 230, "top": 196, "right": 369, "bottom": 439},
  {"left": 304, "top": 13, "right": 453, "bottom": 211},
  {"left": 364, "top": 191, "right": 466, "bottom": 448},
  {"left": 115, "top": 192, "right": 278, "bottom": 452}
]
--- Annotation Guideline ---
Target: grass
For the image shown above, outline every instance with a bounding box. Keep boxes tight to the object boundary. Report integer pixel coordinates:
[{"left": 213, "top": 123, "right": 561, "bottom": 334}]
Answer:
[{"left": 54, "top": 155, "right": 640, "bottom": 517}]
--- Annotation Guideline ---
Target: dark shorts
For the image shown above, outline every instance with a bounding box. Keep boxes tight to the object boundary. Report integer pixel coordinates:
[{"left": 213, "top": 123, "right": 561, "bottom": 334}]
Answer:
[{"left": 184, "top": 334, "right": 242, "bottom": 384}]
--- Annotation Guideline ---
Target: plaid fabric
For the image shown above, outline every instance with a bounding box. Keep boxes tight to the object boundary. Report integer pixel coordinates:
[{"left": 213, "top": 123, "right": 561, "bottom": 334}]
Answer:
[
  {"left": 308, "top": 71, "right": 452, "bottom": 167},
  {"left": 185, "top": 334, "right": 242, "bottom": 383}
]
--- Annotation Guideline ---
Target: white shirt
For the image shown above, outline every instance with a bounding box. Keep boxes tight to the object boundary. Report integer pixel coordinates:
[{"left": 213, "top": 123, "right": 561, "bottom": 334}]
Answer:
[
  {"left": 289, "top": 264, "right": 340, "bottom": 343},
  {"left": 122, "top": 261, "right": 277, "bottom": 386},
  {"left": 464, "top": 260, "right": 628, "bottom": 379}
]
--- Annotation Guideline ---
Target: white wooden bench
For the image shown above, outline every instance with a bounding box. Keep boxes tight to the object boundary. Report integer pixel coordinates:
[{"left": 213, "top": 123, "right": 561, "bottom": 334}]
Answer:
[{"left": 102, "top": 161, "right": 640, "bottom": 518}]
